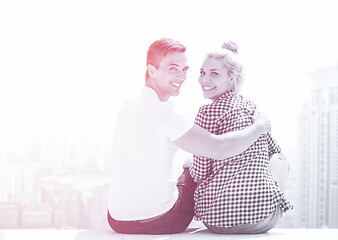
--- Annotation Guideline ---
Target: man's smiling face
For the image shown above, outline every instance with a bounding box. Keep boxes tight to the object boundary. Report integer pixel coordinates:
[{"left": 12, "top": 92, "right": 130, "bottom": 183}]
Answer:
[{"left": 152, "top": 52, "right": 189, "bottom": 101}]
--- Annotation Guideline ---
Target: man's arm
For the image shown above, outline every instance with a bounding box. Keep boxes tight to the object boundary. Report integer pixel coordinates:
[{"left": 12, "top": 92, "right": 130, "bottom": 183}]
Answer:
[{"left": 174, "top": 113, "right": 271, "bottom": 160}]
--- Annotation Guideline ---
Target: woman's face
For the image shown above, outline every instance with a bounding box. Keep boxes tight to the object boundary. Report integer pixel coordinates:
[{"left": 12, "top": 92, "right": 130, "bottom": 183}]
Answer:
[{"left": 199, "top": 57, "right": 232, "bottom": 101}]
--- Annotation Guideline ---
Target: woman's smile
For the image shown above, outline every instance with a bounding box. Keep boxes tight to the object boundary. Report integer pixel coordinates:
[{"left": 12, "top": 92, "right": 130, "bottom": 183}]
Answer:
[{"left": 202, "top": 86, "right": 216, "bottom": 91}]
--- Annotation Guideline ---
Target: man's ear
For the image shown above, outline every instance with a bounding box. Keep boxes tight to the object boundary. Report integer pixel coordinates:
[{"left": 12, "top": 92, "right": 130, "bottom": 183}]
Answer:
[{"left": 147, "top": 64, "right": 157, "bottom": 78}]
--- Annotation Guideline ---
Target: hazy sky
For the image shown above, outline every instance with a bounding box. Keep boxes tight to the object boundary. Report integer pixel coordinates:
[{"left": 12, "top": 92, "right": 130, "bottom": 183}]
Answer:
[{"left": 1, "top": 0, "right": 338, "bottom": 156}]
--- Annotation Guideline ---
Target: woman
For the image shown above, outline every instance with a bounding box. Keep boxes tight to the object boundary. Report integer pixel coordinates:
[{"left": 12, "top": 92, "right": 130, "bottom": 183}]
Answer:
[{"left": 190, "top": 41, "right": 293, "bottom": 234}]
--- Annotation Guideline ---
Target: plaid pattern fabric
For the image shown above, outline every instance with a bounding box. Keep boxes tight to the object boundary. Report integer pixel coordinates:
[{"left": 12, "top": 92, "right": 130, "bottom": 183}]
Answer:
[{"left": 190, "top": 90, "right": 292, "bottom": 227}]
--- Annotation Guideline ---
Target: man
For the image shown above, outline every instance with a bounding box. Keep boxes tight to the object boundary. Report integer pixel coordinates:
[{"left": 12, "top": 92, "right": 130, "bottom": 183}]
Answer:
[{"left": 107, "top": 38, "right": 270, "bottom": 234}]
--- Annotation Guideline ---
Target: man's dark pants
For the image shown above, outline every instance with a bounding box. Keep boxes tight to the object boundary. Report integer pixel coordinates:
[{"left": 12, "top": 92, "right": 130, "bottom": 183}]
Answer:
[{"left": 107, "top": 168, "right": 197, "bottom": 234}]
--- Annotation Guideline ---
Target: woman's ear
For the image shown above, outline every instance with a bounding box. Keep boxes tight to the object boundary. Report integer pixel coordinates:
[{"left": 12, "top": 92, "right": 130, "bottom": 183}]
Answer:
[
  {"left": 230, "top": 73, "right": 236, "bottom": 82},
  {"left": 147, "top": 64, "right": 157, "bottom": 78},
  {"left": 229, "top": 75, "right": 236, "bottom": 91}
]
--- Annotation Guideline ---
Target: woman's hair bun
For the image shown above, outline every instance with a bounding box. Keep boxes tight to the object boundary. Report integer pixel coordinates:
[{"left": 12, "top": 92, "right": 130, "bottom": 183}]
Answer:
[{"left": 222, "top": 41, "right": 238, "bottom": 54}]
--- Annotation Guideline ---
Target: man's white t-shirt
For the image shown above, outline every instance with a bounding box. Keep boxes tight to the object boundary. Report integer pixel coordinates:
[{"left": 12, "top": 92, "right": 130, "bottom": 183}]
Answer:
[{"left": 108, "top": 86, "right": 194, "bottom": 221}]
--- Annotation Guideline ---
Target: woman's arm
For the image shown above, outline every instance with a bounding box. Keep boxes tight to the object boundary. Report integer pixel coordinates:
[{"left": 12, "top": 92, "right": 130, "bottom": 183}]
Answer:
[
  {"left": 190, "top": 155, "right": 213, "bottom": 182},
  {"left": 174, "top": 113, "right": 271, "bottom": 160},
  {"left": 266, "top": 132, "right": 282, "bottom": 157}
]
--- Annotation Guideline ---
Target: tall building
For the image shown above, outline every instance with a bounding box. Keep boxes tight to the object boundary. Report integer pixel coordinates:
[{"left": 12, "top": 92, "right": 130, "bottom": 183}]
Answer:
[
  {"left": 0, "top": 204, "right": 21, "bottom": 228},
  {"left": 0, "top": 165, "right": 35, "bottom": 205},
  {"left": 297, "top": 66, "right": 338, "bottom": 228}
]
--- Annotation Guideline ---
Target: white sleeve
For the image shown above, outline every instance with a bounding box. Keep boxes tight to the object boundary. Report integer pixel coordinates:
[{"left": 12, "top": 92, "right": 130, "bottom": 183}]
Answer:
[{"left": 155, "top": 102, "right": 194, "bottom": 141}]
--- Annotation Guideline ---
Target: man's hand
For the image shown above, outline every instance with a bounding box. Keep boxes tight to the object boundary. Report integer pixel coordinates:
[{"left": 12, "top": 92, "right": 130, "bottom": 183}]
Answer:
[{"left": 252, "top": 109, "right": 271, "bottom": 134}]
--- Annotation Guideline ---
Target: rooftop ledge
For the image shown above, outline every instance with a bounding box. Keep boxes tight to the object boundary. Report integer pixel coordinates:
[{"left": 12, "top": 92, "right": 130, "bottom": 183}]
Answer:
[{"left": 0, "top": 228, "right": 338, "bottom": 240}]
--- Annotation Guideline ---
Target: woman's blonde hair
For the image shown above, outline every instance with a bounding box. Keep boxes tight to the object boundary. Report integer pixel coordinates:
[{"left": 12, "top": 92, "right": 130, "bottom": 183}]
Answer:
[{"left": 206, "top": 40, "right": 243, "bottom": 92}]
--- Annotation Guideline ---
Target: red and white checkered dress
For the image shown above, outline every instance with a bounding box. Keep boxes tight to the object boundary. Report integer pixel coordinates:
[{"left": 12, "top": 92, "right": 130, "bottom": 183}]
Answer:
[{"left": 190, "top": 90, "right": 292, "bottom": 227}]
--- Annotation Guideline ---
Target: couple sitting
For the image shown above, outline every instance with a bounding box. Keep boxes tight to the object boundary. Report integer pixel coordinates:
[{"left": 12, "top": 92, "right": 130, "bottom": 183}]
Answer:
[{"left": 107, "top": 38, "right": 292, "bottom": 235}]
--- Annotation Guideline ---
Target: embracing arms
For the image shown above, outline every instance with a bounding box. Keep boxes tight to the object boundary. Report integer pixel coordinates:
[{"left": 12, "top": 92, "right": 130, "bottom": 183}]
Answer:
[{"left": 174, "top": 113, "right": 271, "bottom": 160}]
